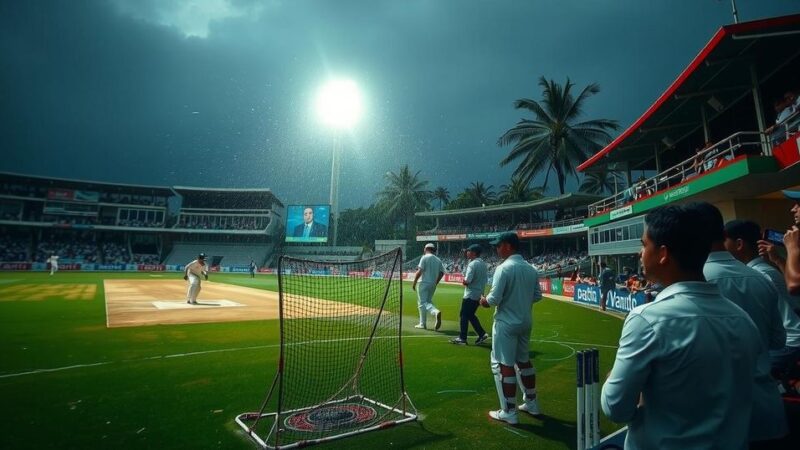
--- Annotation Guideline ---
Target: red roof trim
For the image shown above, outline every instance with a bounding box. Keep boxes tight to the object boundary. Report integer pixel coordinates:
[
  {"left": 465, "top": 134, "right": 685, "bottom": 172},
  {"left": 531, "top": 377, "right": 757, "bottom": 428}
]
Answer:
[{"left": 578, "top": 13, "right": 800, "bottom": 172}]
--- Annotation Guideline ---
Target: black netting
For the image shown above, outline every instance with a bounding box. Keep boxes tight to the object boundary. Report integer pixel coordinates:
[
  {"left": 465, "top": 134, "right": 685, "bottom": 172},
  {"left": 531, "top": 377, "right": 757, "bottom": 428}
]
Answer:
[{"left": 238, "top": 248, "right": 416, "bottom": 449}]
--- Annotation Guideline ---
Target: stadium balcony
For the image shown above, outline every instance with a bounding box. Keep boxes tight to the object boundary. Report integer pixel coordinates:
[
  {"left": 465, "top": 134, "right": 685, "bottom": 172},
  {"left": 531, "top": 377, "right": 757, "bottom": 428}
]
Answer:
[
  {"left": 576, "top": 14, "right": 800, "bottom": 279},
  {"left": 587, "top": 131, "right": 767, "bottom": 219},
  {"left": 173, "top": 213, "right": 272, "bottom": 232}
]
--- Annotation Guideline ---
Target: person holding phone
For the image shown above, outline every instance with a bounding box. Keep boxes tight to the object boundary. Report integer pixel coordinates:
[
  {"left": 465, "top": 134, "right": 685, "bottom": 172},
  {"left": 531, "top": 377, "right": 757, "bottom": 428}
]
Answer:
[
  {"left": 758, "top": 190, "right": 800, "bottom": 296},
  {"left": 724, "top": 220, "right": 800, "bottom": 377}
]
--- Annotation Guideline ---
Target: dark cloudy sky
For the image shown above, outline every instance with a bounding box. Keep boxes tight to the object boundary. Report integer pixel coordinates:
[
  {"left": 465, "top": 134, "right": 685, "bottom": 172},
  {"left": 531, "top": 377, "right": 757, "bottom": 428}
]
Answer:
[{"left": 2, "top": 0, "right": 798, "bottom": 209}]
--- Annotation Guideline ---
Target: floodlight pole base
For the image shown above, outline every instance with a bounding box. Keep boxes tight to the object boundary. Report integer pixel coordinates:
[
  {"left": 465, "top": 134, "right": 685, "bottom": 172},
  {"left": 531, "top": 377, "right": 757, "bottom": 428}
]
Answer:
[{"left": 329, "top": 134, "right": 341, "bottom": 246}]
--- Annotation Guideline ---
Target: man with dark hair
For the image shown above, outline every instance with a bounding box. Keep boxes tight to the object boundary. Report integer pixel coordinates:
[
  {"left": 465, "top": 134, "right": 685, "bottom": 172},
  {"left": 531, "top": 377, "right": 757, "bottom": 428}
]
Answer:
[
  {"left": 292, "top": 207, "right": 328, "bottom": 238},
  {"left": 451, "top": 244, "right": 489, "bottom": 345},
  {"left": 602, "top": 204, "right": 761, "bottom": 449},
  {"left": 480, "top": 232, "right": 542, "bottom": 424},
  {"left": 699, "top": 203, "right": 787, "bottom": 444},
  {"left": 598, "top": 261, "right": 615, "bottom": 311},
  {"left": 725, "top": 219, "right": 800, "bottom": 376}
]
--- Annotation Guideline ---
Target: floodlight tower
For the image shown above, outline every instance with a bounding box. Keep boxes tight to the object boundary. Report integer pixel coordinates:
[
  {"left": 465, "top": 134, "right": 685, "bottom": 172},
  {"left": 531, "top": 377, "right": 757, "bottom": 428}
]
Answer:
[{"left": 315, "top": 79, "right": 363, "bottom": 246}]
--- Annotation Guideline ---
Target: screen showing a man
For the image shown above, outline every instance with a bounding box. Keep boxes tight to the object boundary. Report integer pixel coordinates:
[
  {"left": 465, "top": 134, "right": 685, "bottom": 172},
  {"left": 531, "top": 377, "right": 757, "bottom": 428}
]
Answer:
[{"left": 286, "top": 205, "right": 329, "bottom": 243}]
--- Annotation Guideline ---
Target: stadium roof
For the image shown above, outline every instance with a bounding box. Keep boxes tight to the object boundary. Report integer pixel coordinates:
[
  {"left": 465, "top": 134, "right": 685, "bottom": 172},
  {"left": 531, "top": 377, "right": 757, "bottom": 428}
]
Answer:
[
  {"left": 578, "top": 13, "right": 800, "bottom": 172},
  {"left": 173, "top": 185, "right": 284, "bottom": 208},
  {"left": 415, "top": 192, "right": 603, "bottom": 218},
  {"left": 0, "top": 171, "right": 173, "bottom": 195}
]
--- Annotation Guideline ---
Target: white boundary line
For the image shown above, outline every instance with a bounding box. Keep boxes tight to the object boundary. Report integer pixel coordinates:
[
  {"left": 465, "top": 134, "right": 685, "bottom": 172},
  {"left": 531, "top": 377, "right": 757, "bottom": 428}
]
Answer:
[
  {"left": 0, "top": 334, "right": 617, "bottom": 379},
  {"left": 504, "top": 427, "right": 528, "bottom": 438}
]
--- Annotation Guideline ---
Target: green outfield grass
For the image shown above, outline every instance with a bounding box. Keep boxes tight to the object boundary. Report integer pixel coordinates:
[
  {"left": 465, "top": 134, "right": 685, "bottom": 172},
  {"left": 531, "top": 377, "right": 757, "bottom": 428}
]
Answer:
[{"left": 0, "top": 272, "right": 624, "bottom": 449}]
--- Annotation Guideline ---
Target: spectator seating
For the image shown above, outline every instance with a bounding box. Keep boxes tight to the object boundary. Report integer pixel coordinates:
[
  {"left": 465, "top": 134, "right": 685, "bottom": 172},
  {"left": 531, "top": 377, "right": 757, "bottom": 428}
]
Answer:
[
  {"left": 35, "top": 233, "right": 99, "bottom": 263},
  {"left": 102, "top": 241, "right": 130, "bottom": 264},
  {"left": 164, "top": 242, "right": 273, "bottom": 267},
  {"left": 282, "top": 246, "right": 363, "bottom": 263},
  {"left": 0, "top": 234, "right": 29, "bottom": 261}
]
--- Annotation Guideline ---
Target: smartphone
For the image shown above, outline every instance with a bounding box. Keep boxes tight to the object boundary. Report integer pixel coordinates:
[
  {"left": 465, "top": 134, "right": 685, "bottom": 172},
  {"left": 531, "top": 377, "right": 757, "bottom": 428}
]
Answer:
[{"left": 763, "top": 228, "right": 785, "bottom": 247}]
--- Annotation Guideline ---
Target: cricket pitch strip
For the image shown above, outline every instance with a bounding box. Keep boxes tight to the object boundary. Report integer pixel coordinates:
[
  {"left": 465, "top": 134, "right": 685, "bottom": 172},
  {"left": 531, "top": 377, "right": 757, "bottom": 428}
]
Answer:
[{"left": 103, "top": 279, "right": 378, "bottom": 328}]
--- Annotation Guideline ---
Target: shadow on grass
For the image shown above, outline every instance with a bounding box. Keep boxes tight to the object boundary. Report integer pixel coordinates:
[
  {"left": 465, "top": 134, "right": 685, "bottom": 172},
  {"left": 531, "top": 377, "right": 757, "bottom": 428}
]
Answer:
[
  {"left": 321, "top": 419, "right": 454, "bottom": 449},
  {"left": 512, "top": 412, "right": 575, "bottom": 447}
]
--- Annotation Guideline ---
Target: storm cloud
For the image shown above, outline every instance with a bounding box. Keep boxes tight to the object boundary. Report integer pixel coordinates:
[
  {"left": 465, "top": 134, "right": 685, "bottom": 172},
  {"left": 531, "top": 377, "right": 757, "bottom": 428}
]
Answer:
[{"left": 2, "top": 0, "right": 797, "bottom": 207}]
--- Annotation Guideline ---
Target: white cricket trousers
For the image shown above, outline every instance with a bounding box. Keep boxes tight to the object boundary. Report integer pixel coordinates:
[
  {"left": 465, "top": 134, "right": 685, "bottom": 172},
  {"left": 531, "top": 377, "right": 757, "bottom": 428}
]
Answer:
[
  {"left": 416, "top": 282, "right": 440, "bottom": 326},
  {"left": 186, "top": 275, "right": 202, "bottom": 303},
  {"left": 50, "top": 263, "right": 58, "bottom": 275}
]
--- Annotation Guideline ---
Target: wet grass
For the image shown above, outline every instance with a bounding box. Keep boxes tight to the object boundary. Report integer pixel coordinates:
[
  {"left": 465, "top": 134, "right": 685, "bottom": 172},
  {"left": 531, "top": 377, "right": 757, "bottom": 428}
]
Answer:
[{"left": 0, "top": 271, "right": 623, "bottom": 449}]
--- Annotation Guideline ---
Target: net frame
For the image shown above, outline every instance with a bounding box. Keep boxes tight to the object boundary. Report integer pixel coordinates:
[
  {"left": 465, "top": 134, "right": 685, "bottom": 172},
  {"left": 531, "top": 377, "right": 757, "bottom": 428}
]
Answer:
[{"left": 236, "top": 248, "right": 417, "bottom": 449}]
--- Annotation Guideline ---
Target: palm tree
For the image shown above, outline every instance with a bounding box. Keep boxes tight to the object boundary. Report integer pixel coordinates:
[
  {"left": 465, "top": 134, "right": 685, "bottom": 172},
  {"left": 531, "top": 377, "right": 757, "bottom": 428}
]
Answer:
[
  {"left": 466, "top": 181, "right": 496, "bottom": 206},
  {"left": 499, "top": 175, "right": 544, "bottom": 204},
  {"left": 579, "top": 170, "right": 624, "bottom": 195},
  {"left": 432, "top": 186, "right": 450, "bottom": 210},
  {"left": 376, "top": 165, "right": 431, "bottom": 237},
  {"left": 498, "top": 77, "right": 619, "bottom": 194}
]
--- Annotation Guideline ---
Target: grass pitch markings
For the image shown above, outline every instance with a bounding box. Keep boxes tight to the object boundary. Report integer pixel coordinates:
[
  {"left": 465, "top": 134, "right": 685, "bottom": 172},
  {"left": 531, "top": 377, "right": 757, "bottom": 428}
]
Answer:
[
  {"left": 0, "top": 283, "right": 96, "bottom": 301},
  {"left": 0, "top": 334, "right": 617, "bottom": 379}
]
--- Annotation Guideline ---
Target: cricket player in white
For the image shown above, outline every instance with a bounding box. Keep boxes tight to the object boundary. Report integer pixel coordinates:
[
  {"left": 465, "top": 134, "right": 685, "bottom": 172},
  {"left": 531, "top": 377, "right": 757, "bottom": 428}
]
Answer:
[
  {"left": 480, "top": 232, "right": 542, "bottom": 424},
  {"left": 184, "top": 253, "right": 208, "bottom": 305},
  {"left": 412, "top": 243, "right": 445, "bottom": 330},
  {"left": 48, "top": 254, "right": 59, "bottom": 275}
]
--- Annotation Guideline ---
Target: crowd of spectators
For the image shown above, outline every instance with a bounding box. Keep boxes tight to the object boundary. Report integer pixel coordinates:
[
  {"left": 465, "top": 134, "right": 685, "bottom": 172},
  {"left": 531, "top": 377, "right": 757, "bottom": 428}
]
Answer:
[
  {"left": 529, "top": 251, "right": 589, "bottom": 274},
  {"left": 176, "top": 215, "right": 267, "bottom": 230},
  {"left": 0, "top": 234, "right": 28, "bottom": 261},
  {"left": 100, "top": 192, "right": 168, "bottom": 207},
  {"left": 768, "top": 89, "right": 800, "bottom": 146},
  {"left": 101, "top": 241, "right": 130, "bottom": 264},
  {"left": 132, "top": 253, "right": 160, "bottom": 264},
  {"left": 431, "top": 249, "right": 589, "bottom": 278},
  {"left": 0, "top": 211, "right": 21, "bottom": 221},
  {"left": 285, "top": 246, "right": 362, "bottom": 256},
  {"left": 0, "top": 182, "right": 43, "bottom": 198},
  {"left": 418, "top": 216, "right": 585, "bottom": 236},
  {"left": 35, "top": 233, "right": 98, "bottom": 263},
  {"left": 41, "top": 215, "right": 98, "bottom": 225},
  {"left": 116, "top": 218, "right": 164, "bottom": 228}
]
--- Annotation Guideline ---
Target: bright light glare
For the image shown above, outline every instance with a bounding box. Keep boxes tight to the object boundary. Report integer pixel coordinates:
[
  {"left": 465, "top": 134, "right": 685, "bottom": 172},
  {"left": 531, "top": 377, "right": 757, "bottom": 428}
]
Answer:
[{"left": 315, "top": 79, "right": 364, "bottom": 129}]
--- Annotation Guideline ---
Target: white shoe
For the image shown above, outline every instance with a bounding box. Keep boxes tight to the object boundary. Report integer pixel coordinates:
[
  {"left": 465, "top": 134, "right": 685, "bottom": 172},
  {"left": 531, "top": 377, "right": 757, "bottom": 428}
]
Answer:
[
  {"left": 475, "top": 334, "right": 489, "bottom": 345},
  {"left": 414, "top": 324, "right": 426, "bottom": 329},
  {"left": 518, "top": 399, "right": 540, "bottom": 416},
  {"left": 488, "top": 409, "right": 518, "bottom": 425},
  {"left": 434, "top": 312, "right": 442, "bottom": 331}
]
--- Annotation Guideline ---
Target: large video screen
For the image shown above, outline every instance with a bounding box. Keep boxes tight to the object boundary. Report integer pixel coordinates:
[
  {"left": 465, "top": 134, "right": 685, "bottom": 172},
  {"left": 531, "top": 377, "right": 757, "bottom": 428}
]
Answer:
[{"left": 285, "top": 204, "right": 330, "bottom": 243}]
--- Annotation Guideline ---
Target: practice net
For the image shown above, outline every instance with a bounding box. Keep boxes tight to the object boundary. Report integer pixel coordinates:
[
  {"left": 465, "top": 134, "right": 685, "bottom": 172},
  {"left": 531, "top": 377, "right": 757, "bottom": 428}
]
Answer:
[{"left": 236, "top": 248, "right": 417, "bottom": 449}]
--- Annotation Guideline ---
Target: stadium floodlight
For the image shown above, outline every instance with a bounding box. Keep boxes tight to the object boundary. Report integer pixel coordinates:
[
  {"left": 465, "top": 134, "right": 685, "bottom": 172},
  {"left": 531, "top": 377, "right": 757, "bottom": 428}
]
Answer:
[
  {"left": 315, "top": 78, "right": 364, "bottom": 246},
  {"left": 315, "top": 79, "right": 363, "bottom": 129}
]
